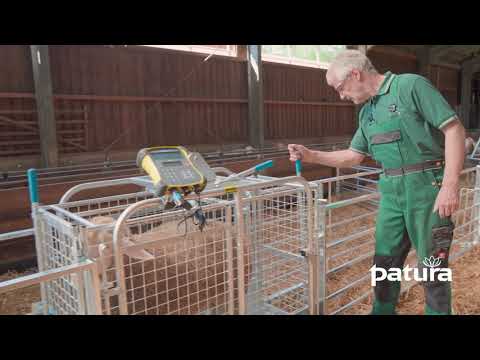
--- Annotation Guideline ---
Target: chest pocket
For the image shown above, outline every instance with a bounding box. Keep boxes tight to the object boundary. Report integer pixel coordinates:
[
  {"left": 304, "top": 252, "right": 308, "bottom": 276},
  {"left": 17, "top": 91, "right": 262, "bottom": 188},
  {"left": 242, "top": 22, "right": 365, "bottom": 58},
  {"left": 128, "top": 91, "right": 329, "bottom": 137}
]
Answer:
[
  {"left": 386, "top": 87, "right": 444, "bottom": 161},
  {"left": 397, "top": 106, "right": 444, "bottom": 159},
  {"left": 369, "top": 129, "right": 404, "bottom": 168}
]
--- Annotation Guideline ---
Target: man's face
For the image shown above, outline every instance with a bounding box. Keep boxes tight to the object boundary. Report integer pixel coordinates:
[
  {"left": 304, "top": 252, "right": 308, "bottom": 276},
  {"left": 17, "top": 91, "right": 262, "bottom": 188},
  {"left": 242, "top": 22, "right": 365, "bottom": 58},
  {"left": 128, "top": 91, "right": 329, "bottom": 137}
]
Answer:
[{"left": 327, "top": 68, "right": 370, "bottom": 105}]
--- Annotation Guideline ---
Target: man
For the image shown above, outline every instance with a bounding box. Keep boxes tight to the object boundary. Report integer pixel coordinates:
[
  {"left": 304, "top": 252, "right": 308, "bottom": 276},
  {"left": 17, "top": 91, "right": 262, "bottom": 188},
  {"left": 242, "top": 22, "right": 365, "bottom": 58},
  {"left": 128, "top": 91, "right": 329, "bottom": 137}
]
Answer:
[{"left": 288, "top": 49, "right": 466, "bottom": 315}]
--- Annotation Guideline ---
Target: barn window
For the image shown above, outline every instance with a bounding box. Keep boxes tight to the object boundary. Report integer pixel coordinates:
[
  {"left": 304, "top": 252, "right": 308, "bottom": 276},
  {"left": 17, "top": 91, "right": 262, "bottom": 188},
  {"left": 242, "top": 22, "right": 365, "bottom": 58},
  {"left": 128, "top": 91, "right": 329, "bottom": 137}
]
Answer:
[
  {"left": 141, "top": 45, "right": 237, "bottom": 57},
  {"left": 262, "top": 45, "right": 347, "bottom": 69}
]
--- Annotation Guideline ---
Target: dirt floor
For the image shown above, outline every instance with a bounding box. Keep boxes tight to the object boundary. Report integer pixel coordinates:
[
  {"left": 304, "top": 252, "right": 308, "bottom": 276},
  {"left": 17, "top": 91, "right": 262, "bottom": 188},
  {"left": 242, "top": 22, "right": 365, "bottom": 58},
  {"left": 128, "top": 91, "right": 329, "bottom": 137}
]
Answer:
[
  {"left": 2, "top": 245, "right": 480, "bottom": 315},
  {"left": 342, "top": 244, "right": 480, "bottom": 315},
  {"left": 0, "top": 268, "right": 40, "bottom": 315}
]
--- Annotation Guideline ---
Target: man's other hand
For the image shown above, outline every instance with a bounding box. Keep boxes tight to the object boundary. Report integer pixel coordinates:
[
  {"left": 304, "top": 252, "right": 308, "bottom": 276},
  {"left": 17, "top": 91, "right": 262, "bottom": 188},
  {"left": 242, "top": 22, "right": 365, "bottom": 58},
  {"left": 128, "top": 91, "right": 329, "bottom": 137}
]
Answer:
[
  {"left": 433, "top": 182, "right": 460, "bottom": 218},
  {"left": 288, "top": 144, "right": 312, "bottom": 163}
]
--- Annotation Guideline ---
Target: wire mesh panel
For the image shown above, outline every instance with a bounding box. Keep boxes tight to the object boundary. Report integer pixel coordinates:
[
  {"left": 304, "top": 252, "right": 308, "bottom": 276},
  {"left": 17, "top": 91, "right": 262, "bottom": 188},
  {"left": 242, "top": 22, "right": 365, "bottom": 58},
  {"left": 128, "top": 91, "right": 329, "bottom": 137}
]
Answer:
[
  {"left": 62, "top": 192, "right": 153, "bottom": 219},
  {"left": 0, "top": 261, "right": 101, "bottom": 315},
  {"left": 451, "top": 187, "right": 480, "bottom": 257},
  {"left": 323, "top": 192, "right": 379, "bottom": 315},
  {"left": 112, "top": 202, "right": 240, "bottom": 315},
  {"left": 103, "top": 178, "right": 317, "bottom": 315},
  {"left": 35, "top": 209, "right": 88, "bottom": 314},
  {"left": 239, "top": 187, "right": 312, "bottom": 315}
]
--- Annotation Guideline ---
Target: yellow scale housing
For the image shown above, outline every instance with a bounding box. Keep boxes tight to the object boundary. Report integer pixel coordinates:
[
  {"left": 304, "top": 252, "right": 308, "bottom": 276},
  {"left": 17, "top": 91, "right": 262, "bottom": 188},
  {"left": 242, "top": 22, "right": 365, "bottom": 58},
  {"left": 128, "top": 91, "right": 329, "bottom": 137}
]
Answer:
[{"left": 136, "top": 146, "right": 207, "bottom": 196}]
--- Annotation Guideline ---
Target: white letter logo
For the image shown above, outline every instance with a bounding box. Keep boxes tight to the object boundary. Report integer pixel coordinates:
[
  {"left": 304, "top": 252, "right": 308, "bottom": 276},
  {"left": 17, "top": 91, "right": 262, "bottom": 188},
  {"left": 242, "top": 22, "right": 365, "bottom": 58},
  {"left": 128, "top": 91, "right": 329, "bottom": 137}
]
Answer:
[{"left": 370, "top": 265, "right": 387, "bottom": 287}]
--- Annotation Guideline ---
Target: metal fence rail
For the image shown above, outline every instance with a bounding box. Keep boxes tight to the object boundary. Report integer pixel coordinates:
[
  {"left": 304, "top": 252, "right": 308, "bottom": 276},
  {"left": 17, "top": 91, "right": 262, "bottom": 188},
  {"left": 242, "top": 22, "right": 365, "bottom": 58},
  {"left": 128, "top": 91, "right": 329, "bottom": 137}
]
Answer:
[
  {"left": 326, "top": 165, "right": 480, "bottom": 315},
  {"left": 0, "top": 259, "right": 102, "bottom": 315}
]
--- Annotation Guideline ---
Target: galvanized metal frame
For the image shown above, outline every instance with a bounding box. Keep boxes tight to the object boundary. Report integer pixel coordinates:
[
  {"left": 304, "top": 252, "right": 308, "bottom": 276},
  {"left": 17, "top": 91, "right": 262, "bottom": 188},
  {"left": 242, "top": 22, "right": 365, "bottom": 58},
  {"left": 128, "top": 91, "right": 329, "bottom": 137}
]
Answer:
[
  {"left": 109, "top": 175, "right": 317, "bottom": 315},
  {"left": 3, "top": 165, "right": 480, "bottom": 315},
  {"left": 0, "top": 259, "right": 102, "bottom": 314}
]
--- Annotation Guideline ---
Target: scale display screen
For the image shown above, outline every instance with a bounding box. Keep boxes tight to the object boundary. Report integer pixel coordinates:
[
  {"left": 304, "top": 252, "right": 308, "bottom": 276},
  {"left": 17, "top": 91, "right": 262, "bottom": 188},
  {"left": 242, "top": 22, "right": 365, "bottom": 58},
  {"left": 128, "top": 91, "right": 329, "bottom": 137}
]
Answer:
[
  {"left": 150, "top": 149, "right": 183, "bottom": 161},
  {"left": 163, "top": 161, "right": 183, "bottom": 167}
]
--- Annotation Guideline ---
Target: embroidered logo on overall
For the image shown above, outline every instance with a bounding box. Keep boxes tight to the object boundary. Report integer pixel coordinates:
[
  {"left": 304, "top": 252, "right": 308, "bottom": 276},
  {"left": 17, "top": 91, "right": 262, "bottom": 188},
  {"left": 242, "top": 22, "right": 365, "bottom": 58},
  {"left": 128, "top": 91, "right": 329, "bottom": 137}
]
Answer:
[{"left": 388, "top": 104, "right": 400, "bottom": 115}]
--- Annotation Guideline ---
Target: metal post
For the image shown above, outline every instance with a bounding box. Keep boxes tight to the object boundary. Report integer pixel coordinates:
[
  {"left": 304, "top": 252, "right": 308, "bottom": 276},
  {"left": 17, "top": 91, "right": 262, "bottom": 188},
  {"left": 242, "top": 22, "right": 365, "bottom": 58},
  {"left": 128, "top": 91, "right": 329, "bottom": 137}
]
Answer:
[
  {"left": 315, "top": 184, "right": 327, "bottom": 315},
  {"left": 79, "top": 226, "right": 98, "bottom": 315},
  {"left": 332, "top": 145, "right": 341, "bottom": 195},
  {"left": 88, "top": 263, "right": 103, "bottom": 315},
  {"left": 28, "top": 169, "right": 39, "bottom": 204},
  {"left": 247, "top": 45, "right": 264, "bottom": 150},
  {"left": 30, "top": 45, "right": 58, "bottom": 168},
  {"left": 460, "top": 61, "right": 474, "bottom": 129},
  {"left": 234, "top": 191, "right": 247, "bottom": 314},
  {"left": 225, "top": 206, "right": 235, "bottom": 314},
  {"left": 28, "top": 168, "right": 48, "bottom": 314},
  {"left": 298, "top": 185, "right": 310, "bottom": 313},
  {"left": 245, "top": 189, "right": 263, "bottom": 314},
  {"left": 415, "top": 46, "right": 431, "bottom": 78},
  {"left": 474, "top": 166, "right": 480, "bottom": 246}
]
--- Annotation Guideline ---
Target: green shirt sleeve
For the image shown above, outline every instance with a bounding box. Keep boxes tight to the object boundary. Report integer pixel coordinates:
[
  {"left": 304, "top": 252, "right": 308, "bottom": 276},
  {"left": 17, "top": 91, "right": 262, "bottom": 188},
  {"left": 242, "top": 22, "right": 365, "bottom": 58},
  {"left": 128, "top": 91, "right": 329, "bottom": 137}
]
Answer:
[
  {"left": 350, "top": 124, "right": 369, "bottom": 155},
  {"left": 409, "top": 76, "right": 458, "bottom": 129}
]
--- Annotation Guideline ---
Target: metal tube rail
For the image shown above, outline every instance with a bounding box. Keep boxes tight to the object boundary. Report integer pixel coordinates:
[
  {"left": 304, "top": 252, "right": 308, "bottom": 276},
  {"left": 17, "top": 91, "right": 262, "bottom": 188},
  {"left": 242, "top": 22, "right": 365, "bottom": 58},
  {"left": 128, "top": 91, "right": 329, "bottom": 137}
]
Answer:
[
  {"left": 58, "top": 191, "right": 151, "bottom": 209},
  {"left": 59, "top": 168, "right": 235, "bottom": 204},
  {"left": 327, "top": 210, "right": 378, "bottom": 230},
  {"left": 326, "top": 193, "right": 381, "bottom": 210},
  {"left": 314, "top": 170, "right": 382, "bottom": 185},
  {"left": 0, "top": 259, "right": 96, "bottom": 294},
  {"left": 330, "top": 289, "right": 372, "bottom": 315},
  {"left": 327, "top": 228, "right": 375, "bottom": 249},
  {"left": 48, "top": 205, "right": 97, "bottom": 227},
  {"left": 1, "top": 141, "right": 351, "bottom": 184},
  {"left": 59, "top": 177, "right": 149, "bottom": 204},
  {"left": 325, "top": 273, "right": 371, "bottom": 301},
  {"left": 327, "top": 250, "right": 375, "bottom": 275},
  {"left": 0, "top": 228, "right": 34, "bottom": 242},
  {"left": 328, "top": 239, "right": 376, "bottom": 260}
]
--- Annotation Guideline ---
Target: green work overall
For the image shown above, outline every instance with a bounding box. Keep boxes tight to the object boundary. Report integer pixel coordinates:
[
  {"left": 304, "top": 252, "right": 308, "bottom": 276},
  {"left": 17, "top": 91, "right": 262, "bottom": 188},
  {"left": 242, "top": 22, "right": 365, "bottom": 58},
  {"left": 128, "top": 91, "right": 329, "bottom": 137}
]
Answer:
[{"left": 350, "top": 72, "right": 459, "bottom": 315}]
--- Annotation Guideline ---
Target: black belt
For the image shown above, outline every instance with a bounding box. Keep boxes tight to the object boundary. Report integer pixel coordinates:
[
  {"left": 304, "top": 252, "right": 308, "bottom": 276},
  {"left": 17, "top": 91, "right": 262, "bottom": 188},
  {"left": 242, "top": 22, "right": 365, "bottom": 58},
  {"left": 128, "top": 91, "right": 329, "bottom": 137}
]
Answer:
[{"left": 383, "top": 159, "right": 445, "bottom": 176}]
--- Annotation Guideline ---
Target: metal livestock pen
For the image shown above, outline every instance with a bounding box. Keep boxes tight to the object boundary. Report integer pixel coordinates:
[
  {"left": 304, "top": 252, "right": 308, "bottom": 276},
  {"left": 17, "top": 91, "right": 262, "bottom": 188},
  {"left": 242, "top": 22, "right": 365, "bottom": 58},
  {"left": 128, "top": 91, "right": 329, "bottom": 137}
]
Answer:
[{"left": 1, "top": 165, "right": 479, "bottom": 315}]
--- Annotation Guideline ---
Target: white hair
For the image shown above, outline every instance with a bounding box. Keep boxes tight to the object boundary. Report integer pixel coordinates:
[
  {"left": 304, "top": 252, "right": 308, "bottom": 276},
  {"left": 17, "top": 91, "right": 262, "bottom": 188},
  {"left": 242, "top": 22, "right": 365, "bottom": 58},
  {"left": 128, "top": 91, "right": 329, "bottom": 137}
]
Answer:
[{"left": 329, "top": 49, "right": 378, "bottom": 80}]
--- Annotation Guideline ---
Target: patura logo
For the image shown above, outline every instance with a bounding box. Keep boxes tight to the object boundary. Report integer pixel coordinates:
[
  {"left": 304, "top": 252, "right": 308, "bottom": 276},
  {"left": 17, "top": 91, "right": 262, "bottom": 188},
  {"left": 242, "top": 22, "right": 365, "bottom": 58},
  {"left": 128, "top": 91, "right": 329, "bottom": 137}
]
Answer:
[{"left": 370, "top": 256, "right": 452, "bottom": 286}]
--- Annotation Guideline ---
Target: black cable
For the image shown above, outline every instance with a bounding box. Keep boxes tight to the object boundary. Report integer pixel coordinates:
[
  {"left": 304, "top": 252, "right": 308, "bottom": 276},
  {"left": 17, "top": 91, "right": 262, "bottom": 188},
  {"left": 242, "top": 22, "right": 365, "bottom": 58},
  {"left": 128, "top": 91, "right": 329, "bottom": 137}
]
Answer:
[{"left": 175, "top": 193, "right": 207, "bottom": 235}]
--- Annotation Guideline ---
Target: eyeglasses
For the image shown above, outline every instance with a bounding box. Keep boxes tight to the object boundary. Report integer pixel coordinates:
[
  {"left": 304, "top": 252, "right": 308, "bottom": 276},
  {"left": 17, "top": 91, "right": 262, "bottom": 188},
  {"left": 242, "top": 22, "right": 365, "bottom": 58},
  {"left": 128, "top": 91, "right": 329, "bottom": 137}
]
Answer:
[{"left": 335, "top": 72, "right": 353, "bottom": 93}]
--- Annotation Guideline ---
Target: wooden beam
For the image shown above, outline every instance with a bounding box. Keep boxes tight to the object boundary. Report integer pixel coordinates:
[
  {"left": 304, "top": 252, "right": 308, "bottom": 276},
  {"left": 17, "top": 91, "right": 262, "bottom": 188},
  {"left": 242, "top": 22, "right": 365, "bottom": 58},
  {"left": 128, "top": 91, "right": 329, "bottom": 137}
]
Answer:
[
  {"left": 30, "top": 46, "right": 59, "bottom": 168},
  {"left": 430, "top": 45, "right": 456, "bottom": 57},
  {"left": 459, "top": 54, "right": 480, "bottom": 128},
  {"left": 367, "top": 45, "right": 417, "bottom": 60},
  {"left": 460, "top": 61, "right": 474, "bottom": 128},
  {"left": 247, "top": 45, "right": 264, "bottom": 149},
  {"left": 0, "top": 92, "right": 355, "bottom": 108},
  {"left": 429, "top": 45, "right": 475, "bottom": 63},
  {"left": 415, "top": 47, "right": 431, "bottom": 78},
  {"left": 462, "top": 54, "right": 480, "bottom": 68}
]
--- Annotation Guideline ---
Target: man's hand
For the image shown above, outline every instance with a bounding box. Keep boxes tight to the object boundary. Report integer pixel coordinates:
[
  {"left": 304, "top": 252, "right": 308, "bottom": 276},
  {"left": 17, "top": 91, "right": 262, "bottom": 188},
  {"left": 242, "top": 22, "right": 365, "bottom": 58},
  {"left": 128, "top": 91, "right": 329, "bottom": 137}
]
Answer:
[
  {"left": 288, "top": 144, "right": 313, "bottom": 163},
  {"left": 434, "top": 119, "right": 464, "bottom": 219},
  {"left": 433, "top": 182, "right": 460, "bottom": 218}
]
